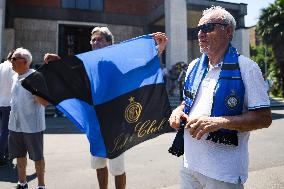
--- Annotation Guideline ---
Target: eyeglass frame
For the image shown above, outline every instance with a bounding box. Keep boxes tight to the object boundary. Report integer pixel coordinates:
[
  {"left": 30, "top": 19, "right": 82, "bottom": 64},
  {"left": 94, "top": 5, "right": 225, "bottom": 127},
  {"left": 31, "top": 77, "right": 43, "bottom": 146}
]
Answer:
[
  {"left": 10, "top": 57, "right": 26, "bottom": 62},
  {"left": 195, "top": 22, "right": 229, "bottom": 34}
]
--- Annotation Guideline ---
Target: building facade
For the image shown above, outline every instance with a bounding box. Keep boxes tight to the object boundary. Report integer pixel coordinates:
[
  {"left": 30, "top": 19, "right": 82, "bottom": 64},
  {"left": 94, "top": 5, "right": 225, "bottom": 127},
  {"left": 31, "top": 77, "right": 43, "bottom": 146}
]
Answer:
[{"left": 0, "top": 0, "right": 248, "bottom": 69}]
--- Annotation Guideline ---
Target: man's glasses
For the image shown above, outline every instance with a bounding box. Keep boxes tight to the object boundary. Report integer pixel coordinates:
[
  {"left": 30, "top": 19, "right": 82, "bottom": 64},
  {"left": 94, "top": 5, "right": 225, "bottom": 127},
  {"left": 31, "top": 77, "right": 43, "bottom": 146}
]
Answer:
[
  {"left": 10, "top": 57, "right": 25, "bottom": 61},
  {"left": 195, "top": 23, "right": 228, "bottom": 34}
]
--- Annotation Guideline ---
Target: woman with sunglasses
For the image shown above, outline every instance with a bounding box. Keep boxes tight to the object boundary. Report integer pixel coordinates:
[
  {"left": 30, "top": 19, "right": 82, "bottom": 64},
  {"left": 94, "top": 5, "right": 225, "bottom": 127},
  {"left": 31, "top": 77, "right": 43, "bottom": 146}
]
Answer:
[{"left": 169, "top": 6, "right": 271, "bottom": 189}]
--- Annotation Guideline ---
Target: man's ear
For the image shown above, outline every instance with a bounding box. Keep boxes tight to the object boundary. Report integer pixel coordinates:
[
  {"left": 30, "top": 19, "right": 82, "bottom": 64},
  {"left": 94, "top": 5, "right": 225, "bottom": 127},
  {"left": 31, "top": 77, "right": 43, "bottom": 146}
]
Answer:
[
  {"left": 23, "top": 60, "right": 29, "bottom": 67},
  {"left": 226, "top": 26, "right": 234, "bottom": 41}
]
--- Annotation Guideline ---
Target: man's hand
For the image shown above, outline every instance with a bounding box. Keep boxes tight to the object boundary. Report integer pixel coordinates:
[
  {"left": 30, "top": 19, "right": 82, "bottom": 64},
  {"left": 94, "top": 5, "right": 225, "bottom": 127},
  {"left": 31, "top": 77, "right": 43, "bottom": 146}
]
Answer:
[
  {"left": 152, "top": 32, "right": 168, "bottom": 56},
  {"left": 185, "top": 116, "right": 226, "bottom": 140},
  {"left": 44, "top": 53, "right": 61, "bottom": 64},
  {"left": 169, "top": 106, "right": 189, "bottom": 130}
]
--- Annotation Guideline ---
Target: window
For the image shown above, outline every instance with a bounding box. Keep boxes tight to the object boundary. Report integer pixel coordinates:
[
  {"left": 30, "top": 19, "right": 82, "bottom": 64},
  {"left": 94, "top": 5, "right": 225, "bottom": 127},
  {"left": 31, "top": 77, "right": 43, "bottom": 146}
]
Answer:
[
  {"left": 58, "top": 25, "right": 93, "bottom": 56},
  {"left": 61, "top": 0, "right": 103, "bottom": 11}
]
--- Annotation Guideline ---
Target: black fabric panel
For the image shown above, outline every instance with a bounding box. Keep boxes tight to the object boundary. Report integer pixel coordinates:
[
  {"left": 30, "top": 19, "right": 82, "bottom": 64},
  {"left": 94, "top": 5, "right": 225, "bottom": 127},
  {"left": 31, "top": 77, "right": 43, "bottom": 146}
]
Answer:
[
  {"left": 221, "top": 63, "right": 239, "bottom": 70},
  {"left": 22, "top": 56, "right": 92, "bottom": 105},
  {"left": 95, "top": 83, "right": 173, "bottom": 159}
]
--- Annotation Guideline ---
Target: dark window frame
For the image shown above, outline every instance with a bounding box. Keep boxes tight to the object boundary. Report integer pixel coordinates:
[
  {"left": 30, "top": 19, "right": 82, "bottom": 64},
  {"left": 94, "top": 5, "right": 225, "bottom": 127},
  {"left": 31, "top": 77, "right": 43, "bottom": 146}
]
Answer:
[{"left": 61, "top": 0, "right": 104, "bottom": 11}]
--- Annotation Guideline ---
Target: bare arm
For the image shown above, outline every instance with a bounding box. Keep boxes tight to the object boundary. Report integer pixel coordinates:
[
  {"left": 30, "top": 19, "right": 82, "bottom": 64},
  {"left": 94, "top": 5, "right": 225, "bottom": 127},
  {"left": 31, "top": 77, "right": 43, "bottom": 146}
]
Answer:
[
  {"left": 152, "top": 32, "right": 168, "bottom": 56},
  {"left": 222, "top": 108, "right": 272, "bottom": 132},
  {"left": 44, "top": 53, "right": 61, "bottom": 64},
  {"left": 186, "top": 108, "right": 272, "bottom": 140},
  {"left": 34, "top": 96, "right": 49, "bottom": 107}
]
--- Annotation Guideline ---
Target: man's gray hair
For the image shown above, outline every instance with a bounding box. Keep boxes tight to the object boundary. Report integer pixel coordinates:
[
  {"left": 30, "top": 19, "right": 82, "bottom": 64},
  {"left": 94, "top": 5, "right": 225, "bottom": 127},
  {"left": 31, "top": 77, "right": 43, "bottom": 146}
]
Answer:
[
  {"left": 203, "top": 6, "right": 236, "bottom": 35},
  {"left": 13, "top": 47, "right": 33, "bottom": 66},
  {"left": 91, "top": 26, "right": 114, "bottom": 45}
]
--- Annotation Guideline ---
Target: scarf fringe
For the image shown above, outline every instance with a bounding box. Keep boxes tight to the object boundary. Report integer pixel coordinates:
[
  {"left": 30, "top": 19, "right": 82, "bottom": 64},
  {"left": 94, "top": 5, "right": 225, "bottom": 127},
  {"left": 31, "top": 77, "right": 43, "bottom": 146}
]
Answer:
[
  {"left": 168, "top": 126, "right": 184, "bottom": 157},
  {"left": 206, "top": 130, "right": 238, "bottom": 146}
]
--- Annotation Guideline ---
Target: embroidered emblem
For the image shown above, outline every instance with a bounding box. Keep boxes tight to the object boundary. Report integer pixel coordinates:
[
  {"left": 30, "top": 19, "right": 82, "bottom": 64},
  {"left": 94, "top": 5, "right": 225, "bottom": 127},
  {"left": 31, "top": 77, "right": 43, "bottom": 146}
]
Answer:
[
  {"left": 125, "top": 97, "right": 142, "bottom": 123},
  {"left": 225, "top": 90, "right": 240, "bottom": 109}
]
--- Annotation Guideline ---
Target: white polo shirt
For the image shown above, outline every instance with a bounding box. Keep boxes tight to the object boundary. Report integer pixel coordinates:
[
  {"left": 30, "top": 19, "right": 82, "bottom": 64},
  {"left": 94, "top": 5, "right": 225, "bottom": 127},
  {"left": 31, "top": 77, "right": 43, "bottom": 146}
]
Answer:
[
  {"left": 0, "top": 61, "right": 15, "bottom": 107},
  {"left": 183, "top": 55, "right": 270, "bottom": 184},
  {"left": 8, "top": 69, "right": 46, "bottom": 133}
]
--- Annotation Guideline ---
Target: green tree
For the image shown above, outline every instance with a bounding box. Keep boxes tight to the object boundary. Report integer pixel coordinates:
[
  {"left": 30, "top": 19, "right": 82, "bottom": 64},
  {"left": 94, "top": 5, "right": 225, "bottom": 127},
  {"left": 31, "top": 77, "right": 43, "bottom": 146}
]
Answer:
[
  {"left": 257, "top": 0, "right": 284, "bottom": 97},
  {"left": 250, "top": 45, "right": 281, "bottom": 96}
]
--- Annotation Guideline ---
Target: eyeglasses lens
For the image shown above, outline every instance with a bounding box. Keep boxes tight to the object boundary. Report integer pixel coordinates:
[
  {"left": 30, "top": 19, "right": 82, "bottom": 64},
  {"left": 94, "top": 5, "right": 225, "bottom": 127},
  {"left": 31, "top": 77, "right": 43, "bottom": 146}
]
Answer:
[{"left": 197, "top": 23, "right": 215, "bottom": 33}]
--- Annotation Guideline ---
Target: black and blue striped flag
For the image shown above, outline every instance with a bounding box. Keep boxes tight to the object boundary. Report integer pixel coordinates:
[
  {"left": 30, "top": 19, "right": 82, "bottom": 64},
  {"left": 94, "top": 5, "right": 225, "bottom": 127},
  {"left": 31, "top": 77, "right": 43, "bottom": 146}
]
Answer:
[{"left": 22, "top": 35, "right": 173, "bottom": 158}]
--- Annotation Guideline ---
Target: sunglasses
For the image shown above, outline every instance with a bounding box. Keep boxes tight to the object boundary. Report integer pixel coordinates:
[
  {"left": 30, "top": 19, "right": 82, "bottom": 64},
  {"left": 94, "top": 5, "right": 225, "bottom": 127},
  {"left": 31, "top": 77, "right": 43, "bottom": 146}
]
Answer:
[
  {"left": 11, "top": 57, "right": 25, "bottom": 62},
  {"left": 196, "top": 23, "right": 228, "bottom": 33}
]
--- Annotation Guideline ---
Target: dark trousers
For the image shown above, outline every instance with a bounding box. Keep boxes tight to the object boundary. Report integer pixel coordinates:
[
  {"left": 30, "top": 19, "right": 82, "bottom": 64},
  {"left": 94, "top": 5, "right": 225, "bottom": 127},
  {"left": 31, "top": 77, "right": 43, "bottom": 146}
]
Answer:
[{"left": 0, "top": 106, "right": 11, "bottom": 160}]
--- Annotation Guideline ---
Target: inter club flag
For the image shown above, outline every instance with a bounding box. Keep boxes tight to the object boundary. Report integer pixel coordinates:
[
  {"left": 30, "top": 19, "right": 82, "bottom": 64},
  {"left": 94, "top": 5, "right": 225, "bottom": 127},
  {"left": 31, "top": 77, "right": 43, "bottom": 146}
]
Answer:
[{"left": 22, "top": 35, "right": 173, "bottom": 159}]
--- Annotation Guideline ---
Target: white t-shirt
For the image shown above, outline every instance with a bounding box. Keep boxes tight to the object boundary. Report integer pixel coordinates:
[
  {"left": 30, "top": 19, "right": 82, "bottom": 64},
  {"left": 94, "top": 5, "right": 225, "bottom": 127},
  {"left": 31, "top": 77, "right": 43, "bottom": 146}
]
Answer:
[
  {"left": 0, "top": 61, "right": 15, "bottom": 107},
  {"left": 8, "top": 69, "right": 46, "bottom": 133},
  {"left": 183, "top": 55, "right": 270, "bottom": 184}
]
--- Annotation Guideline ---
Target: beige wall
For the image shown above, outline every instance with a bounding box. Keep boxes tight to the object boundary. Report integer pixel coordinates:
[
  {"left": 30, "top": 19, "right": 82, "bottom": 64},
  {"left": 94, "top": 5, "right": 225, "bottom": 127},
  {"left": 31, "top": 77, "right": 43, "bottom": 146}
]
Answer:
[
  {"left": 107, "top": 24, "right": 144, "bottom": 43},
  {"left": 14, "top": 18, "right": 57, "bottom": 64}
]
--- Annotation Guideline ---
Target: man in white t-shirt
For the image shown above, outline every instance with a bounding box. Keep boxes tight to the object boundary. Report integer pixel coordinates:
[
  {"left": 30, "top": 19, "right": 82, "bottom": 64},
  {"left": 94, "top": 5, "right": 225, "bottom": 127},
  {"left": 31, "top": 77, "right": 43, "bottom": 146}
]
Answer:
[
  {"left": 0, "top": 50, "right": 15, "bottom": 167},
  {"left": 169, "top": 6, "right": 272, "bottom": 189}
]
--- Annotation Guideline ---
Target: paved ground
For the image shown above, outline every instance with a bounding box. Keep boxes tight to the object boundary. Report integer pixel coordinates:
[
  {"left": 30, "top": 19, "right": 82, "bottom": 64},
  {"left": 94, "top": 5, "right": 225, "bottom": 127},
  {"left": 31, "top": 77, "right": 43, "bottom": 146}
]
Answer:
[{"left": 0, "top": 106, "right": 284, "bottom": 189}]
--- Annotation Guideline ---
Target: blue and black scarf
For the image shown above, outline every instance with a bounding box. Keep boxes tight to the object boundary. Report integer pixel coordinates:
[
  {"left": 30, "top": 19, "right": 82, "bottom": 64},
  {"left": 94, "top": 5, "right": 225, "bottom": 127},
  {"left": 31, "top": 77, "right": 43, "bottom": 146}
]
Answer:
[{"left": 169, "top": 45, "right": 245, "bottom": 157}]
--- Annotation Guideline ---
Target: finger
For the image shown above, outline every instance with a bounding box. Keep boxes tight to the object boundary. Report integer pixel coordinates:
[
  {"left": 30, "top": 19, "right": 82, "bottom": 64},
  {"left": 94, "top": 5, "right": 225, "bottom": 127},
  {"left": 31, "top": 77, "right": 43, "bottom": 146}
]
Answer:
[
  {"left": 189, "top": 120, "right": 200, "bottom": 135},
  {"left": 185, "top": 117, "right": 198, "bottom": 129},
  {"left": 181, "top": 113, "right": 190, "bottom": 123},
  {"left": 196, "top": 128, "right": 207, "bottom": 140},
  {"left": 44, "top": 53, "right": 49, "bottom": 64},
  {"left": 185, "top": 122, "right": 191, "bottom": 129},
  {"left": 172, "top": 115, "right": 181, "bottom": 129},
  {"left": 169, "top": 115, "right": 179, "bottom": 130},
  {"left": 192, "top": 123, "right": 204, "bottom": 138}
]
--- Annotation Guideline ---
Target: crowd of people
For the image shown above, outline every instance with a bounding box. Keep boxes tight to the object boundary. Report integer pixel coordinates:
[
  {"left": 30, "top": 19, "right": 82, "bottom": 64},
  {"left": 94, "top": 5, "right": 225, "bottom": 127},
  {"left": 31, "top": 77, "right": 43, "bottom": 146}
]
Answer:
[
  {"left": 0, "top": 26, "right": 167, "bottom": 189},
  {"left": 0, "top": 5, "right": 272, "bottom": 189}
]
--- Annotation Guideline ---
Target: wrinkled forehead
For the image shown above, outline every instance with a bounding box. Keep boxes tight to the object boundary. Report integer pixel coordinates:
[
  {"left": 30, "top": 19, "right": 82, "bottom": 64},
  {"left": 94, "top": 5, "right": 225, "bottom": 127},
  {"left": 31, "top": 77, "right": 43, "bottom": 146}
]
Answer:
[
  {"left": 198, "top": 11, "right": 224, "bottom": 26},
  {"left": 91, "top": 31, "right": 105, "bottom": 39}
]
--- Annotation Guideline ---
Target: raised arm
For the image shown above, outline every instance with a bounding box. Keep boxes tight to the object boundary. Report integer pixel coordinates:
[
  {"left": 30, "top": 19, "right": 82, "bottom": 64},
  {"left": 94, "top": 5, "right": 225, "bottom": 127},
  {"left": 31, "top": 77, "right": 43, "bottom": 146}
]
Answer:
[
  {"left": 43, "top": 53, "right": 61, "bottom": 64},
  {"left": 152, "top": 32, "right": 168, "bottom": 56}
]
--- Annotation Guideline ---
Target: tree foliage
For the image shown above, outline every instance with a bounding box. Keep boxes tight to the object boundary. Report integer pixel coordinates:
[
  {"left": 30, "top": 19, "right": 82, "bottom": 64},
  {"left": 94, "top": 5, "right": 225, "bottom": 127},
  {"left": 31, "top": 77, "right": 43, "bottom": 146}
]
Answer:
[
  {"left": 257, "top": 0, "right": 284, "bottom": 97},
  {"left": 250, "top": 45, "right": 282, "bottom": 97}
]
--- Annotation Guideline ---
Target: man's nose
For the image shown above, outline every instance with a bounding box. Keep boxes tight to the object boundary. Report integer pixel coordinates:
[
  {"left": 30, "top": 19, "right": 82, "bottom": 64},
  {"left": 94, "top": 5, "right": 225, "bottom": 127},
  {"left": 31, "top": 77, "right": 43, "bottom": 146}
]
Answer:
[{"left": 198, "top": 30, "right": 206, "bottom": 39}]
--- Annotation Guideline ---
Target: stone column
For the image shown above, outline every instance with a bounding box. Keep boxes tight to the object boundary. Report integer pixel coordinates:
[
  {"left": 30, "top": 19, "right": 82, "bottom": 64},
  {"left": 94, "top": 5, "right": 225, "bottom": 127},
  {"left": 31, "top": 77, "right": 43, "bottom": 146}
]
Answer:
[
  {"left": 165, "top": 0, "right": 188, "bottom": 70},
  {"left": 232, "top": 28, "right": 250, "bottom": 57},
  {"left": 0, "top": 0, "right": 6, "bottom": 60}
]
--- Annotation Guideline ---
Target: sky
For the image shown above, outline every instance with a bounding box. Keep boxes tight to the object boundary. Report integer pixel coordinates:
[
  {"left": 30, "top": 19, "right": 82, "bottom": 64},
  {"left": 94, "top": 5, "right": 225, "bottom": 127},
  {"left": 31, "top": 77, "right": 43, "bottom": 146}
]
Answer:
[{"left": 218, "top": 0, "right": 276, "bottom": 27}]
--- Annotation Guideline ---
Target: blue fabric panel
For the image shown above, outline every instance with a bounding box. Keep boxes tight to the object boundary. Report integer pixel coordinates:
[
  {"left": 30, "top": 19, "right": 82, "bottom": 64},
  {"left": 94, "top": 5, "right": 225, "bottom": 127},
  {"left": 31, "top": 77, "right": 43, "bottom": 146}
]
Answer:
[
  {"left": 76, "top": 35, "right": 163, "bottom": 105},
  {"left": 56, "top": 99, "right": 107, "bottom": 157}
]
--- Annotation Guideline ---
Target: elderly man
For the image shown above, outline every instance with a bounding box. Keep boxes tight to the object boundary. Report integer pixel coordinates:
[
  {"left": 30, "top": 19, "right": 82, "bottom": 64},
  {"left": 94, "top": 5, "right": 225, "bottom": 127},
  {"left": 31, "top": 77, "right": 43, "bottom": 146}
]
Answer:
[
  {"left": 44, "top": 27, "right": 168, "bottom": 189},
  {"left": 169, "top": 6, "right": 272, "bottom": 189},
  {"left": 9, "top": 47, "right": 48, "bottom": 189}
]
